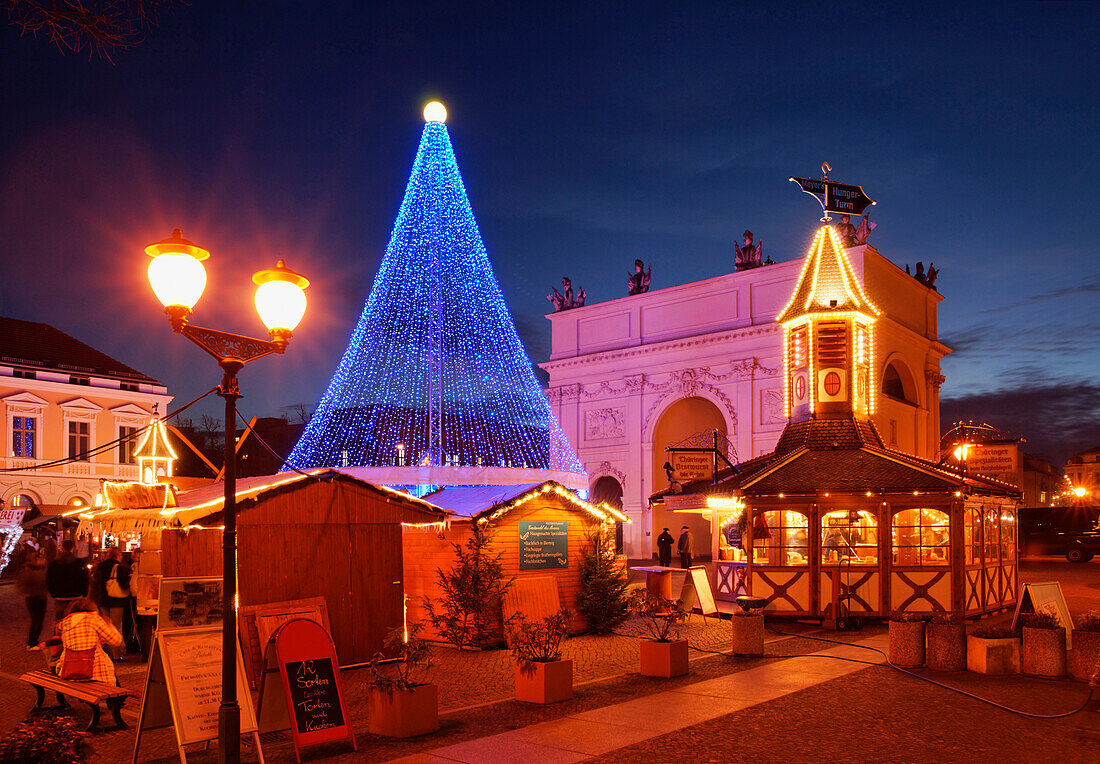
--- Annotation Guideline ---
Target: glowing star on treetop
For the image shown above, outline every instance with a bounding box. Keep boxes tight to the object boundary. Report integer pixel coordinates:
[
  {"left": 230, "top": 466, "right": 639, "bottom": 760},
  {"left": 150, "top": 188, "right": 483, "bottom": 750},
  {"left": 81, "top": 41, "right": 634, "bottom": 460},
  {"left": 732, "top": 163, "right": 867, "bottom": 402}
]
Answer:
[{"left": 286, "top": 102, "right": 584, "bottom": 475}]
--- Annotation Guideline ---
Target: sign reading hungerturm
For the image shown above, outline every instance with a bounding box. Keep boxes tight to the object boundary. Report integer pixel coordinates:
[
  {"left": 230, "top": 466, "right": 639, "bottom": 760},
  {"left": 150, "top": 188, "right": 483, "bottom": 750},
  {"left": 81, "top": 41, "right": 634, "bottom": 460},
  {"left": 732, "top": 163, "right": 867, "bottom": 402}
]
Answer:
[{"left": 518, "top": 520, "right": 569, "bottom": 569}]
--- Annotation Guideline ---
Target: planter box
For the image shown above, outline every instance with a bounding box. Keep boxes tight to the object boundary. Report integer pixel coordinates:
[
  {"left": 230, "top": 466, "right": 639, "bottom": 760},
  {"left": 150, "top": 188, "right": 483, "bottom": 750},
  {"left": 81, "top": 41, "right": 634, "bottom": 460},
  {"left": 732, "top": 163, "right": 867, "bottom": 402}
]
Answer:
[
  {"left": 888, "top": 621, "right": 926, "bottom": 667},
  {"left": 731, "top": 613, "right": 765, "bottom": 656},
  {"left": 966, "top": 635, "right": 1020, "bottom": 674},
  {"left": 1021, "top": 627, "right": 1067, "bottom": 677},
  {"left": 926, "top": 622, "right": 966, "bottom": 672},
  {"left": 368, "top": 684, "right": 439, "bottom": 738},
  {"left": 640, "top": 639, "right": 689, "bottom": 678},
  {"left": 1070, "top": 629, "right": 1100, "bottom": 682},
  {"left": 515, "top": 659, "right": 573, "bottom": 704}
]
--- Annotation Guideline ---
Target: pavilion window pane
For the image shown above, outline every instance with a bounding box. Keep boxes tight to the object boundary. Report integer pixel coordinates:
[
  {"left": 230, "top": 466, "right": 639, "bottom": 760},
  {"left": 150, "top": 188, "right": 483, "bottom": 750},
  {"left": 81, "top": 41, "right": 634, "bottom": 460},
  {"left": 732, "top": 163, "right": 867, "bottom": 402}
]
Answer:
[
  {"left": 1000, "top": 509, "right": 1016, "bottom": 560},
  {"left": 752, "top": 510, "right": 809, "bottom": 566},
  {"left": 820, "top": 510, "right": 878, "bottom": 565},
  {"left": 965, "top": 507, "right": 982, "bottom": 565},
  {"left": 984, "top": 508, "right": 1000, "bottom": 563},
  {"left": 891, "top": 508, "right": 949, "bottom": 566}
]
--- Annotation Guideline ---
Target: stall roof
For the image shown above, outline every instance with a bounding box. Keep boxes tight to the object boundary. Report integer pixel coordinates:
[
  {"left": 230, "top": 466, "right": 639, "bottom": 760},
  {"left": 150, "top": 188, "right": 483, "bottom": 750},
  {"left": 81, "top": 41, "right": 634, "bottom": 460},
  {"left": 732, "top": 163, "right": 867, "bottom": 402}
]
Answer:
[
  {"left": 77, "top": 468, "right": 449, "bottom": 535},
  {"left": 425, "top": 481, "right": 629, "bottom": 523}
]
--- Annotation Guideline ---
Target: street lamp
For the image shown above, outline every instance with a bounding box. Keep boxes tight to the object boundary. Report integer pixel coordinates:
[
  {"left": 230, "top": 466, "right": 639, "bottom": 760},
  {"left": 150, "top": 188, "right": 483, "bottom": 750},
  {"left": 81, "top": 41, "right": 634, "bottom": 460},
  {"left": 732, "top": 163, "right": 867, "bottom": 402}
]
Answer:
[{"left": 145, "top": 229, "right": 308, "bottom": 763}]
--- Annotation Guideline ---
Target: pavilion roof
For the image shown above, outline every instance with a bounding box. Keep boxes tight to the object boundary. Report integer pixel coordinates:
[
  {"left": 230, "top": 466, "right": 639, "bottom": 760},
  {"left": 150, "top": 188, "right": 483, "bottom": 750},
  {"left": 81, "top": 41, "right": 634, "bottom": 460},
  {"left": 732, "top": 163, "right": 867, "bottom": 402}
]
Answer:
[{"left": 776, "top": 225, "right": 881, "bottom": 324}]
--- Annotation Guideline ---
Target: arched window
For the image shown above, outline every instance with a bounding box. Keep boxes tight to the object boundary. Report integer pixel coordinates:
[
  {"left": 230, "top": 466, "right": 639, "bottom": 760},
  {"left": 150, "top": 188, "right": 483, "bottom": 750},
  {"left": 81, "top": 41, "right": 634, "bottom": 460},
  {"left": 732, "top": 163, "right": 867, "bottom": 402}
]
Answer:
[
  {"left": 752, "top": 510, "right": 809, "bottom": 566},
  {"left": 892, "top": 508, "right": 949, "bottom": 566},
  {"left": 820, "top": 510, "right": 878, "bottom": 565},
  {"left": 12, "top": 494, "right": 36, "bottom": 509},
  {"left": 882, "top": 361, "right": 916, "bottom": 404}
]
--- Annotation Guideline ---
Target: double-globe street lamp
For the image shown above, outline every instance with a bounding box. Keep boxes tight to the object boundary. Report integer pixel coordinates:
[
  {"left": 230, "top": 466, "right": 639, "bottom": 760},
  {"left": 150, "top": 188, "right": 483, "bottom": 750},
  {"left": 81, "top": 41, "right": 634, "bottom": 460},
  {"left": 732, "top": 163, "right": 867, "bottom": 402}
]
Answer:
[{"left": 145, "top": 229, "right": 309, "bottom": 763}]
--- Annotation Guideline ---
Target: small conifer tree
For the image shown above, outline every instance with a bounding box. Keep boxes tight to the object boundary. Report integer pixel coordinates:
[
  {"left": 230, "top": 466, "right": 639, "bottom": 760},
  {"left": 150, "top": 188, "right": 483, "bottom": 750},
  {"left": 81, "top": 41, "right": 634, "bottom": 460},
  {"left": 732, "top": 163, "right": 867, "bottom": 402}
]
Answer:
[
  {"left": 424, "top": 522, "right": 514, "bottom": 649},
  {"left": 577, "top": 526, "right": 630, "bottom": 633}
]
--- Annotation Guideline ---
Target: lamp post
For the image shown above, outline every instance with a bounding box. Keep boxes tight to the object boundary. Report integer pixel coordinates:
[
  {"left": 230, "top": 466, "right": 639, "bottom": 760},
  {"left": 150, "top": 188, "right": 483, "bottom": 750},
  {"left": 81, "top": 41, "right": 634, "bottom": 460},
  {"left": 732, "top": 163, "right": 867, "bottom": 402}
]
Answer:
[{"left": 145, "top": 229, "right": 308, "bottom": 763}]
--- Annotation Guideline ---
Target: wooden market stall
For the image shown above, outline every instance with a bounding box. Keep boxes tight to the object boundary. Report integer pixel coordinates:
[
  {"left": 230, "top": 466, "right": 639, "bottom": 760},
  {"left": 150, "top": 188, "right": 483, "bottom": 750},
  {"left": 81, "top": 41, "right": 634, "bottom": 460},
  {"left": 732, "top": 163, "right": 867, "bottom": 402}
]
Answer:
[
  {"left": 403, "top": 481, "right": 629, "bottom": 639},
  {"left": 78, "top": 469, "right": 448, "bottom": 664}
]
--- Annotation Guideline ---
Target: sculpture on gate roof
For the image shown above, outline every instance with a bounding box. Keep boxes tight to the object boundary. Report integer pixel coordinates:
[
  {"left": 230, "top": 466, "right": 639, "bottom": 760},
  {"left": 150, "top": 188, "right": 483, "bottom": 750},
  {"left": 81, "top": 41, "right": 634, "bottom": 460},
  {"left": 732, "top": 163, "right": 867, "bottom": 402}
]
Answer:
[
  {"left": 734, "top": 230, "right": 763, "bottom": 271},
  {"left": 627, "top": 258, "right": 651, "bottom": 295},
  {"left": 548, "top": 276, "right": 586, "bottom": 311}
]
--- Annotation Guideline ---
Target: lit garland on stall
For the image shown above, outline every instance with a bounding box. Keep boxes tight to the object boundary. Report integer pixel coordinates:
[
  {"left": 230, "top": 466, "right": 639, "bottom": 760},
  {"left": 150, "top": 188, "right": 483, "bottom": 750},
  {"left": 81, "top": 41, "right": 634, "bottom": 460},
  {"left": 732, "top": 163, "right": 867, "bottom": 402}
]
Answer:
[
  {"left": 286, "top": 105, "right": 583, "bottom": 475},
  {"left": 475, "top": 482, "right": 628, "bottom": 525}
]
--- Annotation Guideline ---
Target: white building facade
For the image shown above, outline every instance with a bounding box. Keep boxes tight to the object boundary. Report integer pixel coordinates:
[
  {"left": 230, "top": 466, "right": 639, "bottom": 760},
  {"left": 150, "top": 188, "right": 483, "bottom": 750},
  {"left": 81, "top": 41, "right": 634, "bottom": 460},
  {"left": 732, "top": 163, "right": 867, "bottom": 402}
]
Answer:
[
  {"left": 542, "top": 245, "right": 949, "bottom": 558},
  {"left": 0, "top": 317, "right": 173, "bottom": 512}
]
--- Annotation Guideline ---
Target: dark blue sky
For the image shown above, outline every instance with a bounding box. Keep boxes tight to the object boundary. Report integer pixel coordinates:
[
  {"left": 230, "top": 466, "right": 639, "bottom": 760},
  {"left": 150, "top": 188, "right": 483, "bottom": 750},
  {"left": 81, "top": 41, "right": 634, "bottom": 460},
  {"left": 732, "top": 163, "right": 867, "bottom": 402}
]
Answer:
[{"left": 1, "top": 2, "right": 1097, "bottom": 464}]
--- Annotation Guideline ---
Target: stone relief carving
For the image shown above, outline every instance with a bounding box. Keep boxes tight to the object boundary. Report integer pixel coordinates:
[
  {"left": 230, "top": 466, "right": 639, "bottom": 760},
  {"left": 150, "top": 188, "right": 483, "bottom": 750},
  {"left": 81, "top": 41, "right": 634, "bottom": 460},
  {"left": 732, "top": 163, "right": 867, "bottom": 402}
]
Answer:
[
  {"left": 760, "top": 388, "right": 785, "bottom": 425},
  {"left": 592, "top": 461, "right": 627, "bottom": 486},
  {"left": 584, "top": 407, "right": 626, "bottom": 440}
]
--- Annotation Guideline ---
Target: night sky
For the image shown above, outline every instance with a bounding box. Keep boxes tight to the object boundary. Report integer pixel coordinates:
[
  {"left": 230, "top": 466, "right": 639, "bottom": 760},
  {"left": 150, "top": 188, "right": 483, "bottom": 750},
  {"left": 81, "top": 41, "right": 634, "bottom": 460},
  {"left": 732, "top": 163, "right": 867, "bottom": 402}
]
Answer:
[{"left": 1, "top": 2, "right": 1096, "bottom": 466}]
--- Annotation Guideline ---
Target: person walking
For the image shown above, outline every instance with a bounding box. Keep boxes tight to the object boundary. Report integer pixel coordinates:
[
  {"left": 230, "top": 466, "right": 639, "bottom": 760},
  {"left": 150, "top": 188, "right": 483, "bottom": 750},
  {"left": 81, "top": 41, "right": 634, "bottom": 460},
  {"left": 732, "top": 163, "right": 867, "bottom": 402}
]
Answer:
[
  {"left": 15, "top": 537, "right": 48, "bottom": 650},
  {"left": 55, "top": 598, "right": 124, "bottom": 685},
  {"left": 93, "top": 547, "right": 131, "bottom": 660},
  {"left": 656, "top": 528, "right": 675, "bottom": 567},
  {"left": 47, "top": 539, "right": 89, "bottom": 623},
  {"left": 677, "top": 525, "right": 694, "bottom": 568}
]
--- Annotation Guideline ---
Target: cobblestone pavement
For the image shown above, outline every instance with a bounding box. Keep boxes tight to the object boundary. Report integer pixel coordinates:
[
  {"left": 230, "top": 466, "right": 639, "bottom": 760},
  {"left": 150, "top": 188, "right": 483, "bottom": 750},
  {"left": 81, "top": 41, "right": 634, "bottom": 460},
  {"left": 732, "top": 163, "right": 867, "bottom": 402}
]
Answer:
[{"left": 0, "top": 557, "right": 1097, "bottom": 762}]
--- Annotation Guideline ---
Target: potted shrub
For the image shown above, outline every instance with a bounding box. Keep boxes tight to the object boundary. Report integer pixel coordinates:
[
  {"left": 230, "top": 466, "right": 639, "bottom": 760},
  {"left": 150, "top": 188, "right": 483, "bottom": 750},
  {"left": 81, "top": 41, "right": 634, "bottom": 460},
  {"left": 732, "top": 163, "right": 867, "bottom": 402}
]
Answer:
[
  {"left": 1019, "top": 612, "right": 1067, "bottom": 678},
  {"left": 730, "top": 601, "right": 765, "bottom": 657},
  {"left": 510, "top": 609, "right": 573, "bottom": 704},
  {"left": 367, "top": 623, "right": 438, "bottom": 738},
  {"left": 967, "top": 623, "right": 1020, "bottom": 674},
  {"left": 1071, "top": 611, "right": 1100, "bottom": 683},
  {"left": 629, "top": 590, "right": 690, "bottom": 677},
  {"left": 888, "top": 611, "right": 925, "bottom": 667},
  {"left": 926, "top": 613, "right": 967, "bottom": 671}
]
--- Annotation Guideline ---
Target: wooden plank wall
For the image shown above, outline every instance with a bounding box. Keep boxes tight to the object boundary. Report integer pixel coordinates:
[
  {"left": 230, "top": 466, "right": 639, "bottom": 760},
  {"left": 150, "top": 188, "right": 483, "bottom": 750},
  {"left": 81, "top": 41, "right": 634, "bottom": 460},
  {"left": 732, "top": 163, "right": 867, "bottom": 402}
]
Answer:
[
  {"left": 161, "top": 479, "right": 410, "bottom": 665},
  {"left": 404, "top": 496, "right": 604, "bottom": 640}
]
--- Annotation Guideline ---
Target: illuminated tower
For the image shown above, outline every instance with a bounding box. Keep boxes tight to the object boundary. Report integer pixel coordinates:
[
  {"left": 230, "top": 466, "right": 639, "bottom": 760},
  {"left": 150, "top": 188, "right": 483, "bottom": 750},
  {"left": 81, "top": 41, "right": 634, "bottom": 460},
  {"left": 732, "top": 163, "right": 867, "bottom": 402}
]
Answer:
[
  {"left": 287, "top": 102, "right": 583, "bottom": 476},
  {"left": 134, "top": 416, "right": 177, "bottom": 484},
  {"left": 778, "top": 225, "right": 881, "bottom": 423}
]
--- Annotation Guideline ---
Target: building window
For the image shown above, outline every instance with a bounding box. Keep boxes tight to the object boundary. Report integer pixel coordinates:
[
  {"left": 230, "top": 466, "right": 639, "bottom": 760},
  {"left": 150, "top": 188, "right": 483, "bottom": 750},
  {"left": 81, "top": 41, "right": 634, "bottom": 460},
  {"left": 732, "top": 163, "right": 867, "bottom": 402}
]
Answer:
[
  {"left": 892, "top": 508, "right": 949, "bottom": 566},
  {"left": 118, "top": 426, "right": 138, "bottom": 464},
  {"left": 821, "top": 510, "right": 879, "bottom": 565},
  {"left": 68, "top": 421, "right": 90, "bottom": 461},
  {"left": 13, "top": 369, "right": 36, "bottom": 380},
  {"left": 889, "top": 419, "right": 898, "bottom": 446},
  {"left": 120, "top": 382, "right": 140, "bottom": 392},
  {"left": 12, "top": 416, "right": 36, "bottom": 458},
  {"left": 752, "top": 510, "right": 809, "bottom": 566},
  {"left": 69, "top": 375, "right": 91, "bottom": 386}
]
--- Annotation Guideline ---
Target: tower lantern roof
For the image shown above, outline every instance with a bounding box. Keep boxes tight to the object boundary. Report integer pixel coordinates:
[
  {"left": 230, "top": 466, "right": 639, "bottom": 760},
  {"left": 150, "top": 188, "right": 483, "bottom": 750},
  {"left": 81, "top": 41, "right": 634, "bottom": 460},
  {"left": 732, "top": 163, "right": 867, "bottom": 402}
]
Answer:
[{"left": 777, "top": 225, "right": 881, "bottom": 325}]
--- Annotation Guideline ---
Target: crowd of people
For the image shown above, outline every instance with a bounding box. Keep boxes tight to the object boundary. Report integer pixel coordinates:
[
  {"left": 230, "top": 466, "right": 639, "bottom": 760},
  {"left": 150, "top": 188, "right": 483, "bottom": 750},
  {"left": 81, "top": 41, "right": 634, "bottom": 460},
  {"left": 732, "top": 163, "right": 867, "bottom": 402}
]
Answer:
[{"left": 11, "top": 530, "right": 140, "bottom": 685}]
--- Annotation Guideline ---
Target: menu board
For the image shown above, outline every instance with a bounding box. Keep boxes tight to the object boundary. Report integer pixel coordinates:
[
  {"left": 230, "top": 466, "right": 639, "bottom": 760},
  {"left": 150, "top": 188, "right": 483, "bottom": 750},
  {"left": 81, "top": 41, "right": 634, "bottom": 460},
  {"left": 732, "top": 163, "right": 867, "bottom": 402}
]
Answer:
[
  {"left": 286, "top": 658, "right": 345, "bottom": 733},
  {"left": 518, "top": 520, "right": 568, "bottom": 570},
  {"left": 257, "top": 618, "right": 356, "bottom": 758}
]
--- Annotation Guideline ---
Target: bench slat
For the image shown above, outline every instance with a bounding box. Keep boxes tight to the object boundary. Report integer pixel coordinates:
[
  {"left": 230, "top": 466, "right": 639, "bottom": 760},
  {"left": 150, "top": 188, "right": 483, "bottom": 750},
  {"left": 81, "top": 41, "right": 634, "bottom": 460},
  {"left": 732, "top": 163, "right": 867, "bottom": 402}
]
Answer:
[{"left": 20, "top": 671, "right": 134, "bottom": 702}]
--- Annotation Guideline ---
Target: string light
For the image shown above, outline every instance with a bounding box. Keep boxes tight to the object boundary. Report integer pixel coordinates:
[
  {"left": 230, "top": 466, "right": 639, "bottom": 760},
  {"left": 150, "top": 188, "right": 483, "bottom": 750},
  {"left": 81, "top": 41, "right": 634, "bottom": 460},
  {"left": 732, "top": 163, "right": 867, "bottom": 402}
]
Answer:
[
  {"left": 474, "top": 482, "right": 629, "bottom": 525},
  {"left": 286, "top": 106, "right": 582, "bottom": 477}
]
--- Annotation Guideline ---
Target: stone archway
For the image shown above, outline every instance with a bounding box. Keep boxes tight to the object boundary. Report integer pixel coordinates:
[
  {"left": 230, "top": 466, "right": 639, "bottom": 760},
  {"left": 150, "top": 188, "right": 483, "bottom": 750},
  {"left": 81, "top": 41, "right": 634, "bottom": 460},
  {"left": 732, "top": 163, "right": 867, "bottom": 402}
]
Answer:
[{"left": 651, "top": 396, "right": 727, "bottom": 560}]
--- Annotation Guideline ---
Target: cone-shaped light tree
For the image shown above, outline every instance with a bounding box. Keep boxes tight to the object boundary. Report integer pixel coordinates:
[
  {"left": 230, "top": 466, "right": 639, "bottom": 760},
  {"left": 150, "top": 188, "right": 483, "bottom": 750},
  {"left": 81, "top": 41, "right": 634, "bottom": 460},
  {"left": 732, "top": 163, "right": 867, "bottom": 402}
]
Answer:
[{"left": 288, "top": 102, "right": 583, "bottom": 474}]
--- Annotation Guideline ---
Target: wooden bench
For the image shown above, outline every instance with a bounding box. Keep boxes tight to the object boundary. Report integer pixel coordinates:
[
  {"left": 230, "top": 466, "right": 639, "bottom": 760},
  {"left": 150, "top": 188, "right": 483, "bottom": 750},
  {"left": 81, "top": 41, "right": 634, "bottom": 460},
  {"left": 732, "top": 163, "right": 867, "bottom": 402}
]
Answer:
[{"left": 19, "top": 670, "right": 135, "bottom": 733}]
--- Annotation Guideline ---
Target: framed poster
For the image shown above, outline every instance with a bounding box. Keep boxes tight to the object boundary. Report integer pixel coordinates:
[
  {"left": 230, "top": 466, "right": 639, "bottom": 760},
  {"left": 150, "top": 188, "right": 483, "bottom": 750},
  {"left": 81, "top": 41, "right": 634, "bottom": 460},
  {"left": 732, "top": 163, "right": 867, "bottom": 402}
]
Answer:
[
  {"left": 158, "top": 577, "right": 224, "bottom": 632},
  {"left": 518, "top": 520, "right": 568, "bottom": 570}
]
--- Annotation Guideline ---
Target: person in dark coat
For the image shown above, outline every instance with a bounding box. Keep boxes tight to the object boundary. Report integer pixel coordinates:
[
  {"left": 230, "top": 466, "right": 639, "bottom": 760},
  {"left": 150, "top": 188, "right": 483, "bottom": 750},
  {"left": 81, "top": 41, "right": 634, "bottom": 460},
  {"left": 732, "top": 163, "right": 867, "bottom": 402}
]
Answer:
[
  {"left": 47, "top": 539, "right": 89, "bottom": 622},
  {"left": 93, "top": 547, "right": 131, "bottom": 659},
  {"left": 656, "top": 528, "right": 675, "bottom": 567},
  {"left": 14, "top": 537, "right": 48, "bottom": 649},
  {"left": 677, "top": 525, "right": 694, "bottom": 568}
]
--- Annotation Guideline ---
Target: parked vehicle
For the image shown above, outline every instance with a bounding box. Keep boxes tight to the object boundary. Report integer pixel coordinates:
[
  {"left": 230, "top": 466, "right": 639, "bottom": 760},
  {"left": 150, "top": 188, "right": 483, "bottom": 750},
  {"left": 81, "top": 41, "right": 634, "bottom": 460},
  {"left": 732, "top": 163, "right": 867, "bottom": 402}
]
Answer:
[{"left": 1019, "top": 507, "right": 1100, "bottom": 562}]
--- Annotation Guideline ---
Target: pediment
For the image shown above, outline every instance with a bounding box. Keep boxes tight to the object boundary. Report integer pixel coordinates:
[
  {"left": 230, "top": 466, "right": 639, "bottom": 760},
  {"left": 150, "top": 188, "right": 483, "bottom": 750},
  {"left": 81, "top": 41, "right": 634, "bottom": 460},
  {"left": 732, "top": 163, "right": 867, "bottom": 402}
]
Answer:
[
  {"left": 110, "top": 403, "right": 151, "bottom": 418},
  {"left": 2, "top": 391, "right": 48, "bottom": 407},
  {"left": 59, "top": 397, "right": 104, "bottom": 413}
]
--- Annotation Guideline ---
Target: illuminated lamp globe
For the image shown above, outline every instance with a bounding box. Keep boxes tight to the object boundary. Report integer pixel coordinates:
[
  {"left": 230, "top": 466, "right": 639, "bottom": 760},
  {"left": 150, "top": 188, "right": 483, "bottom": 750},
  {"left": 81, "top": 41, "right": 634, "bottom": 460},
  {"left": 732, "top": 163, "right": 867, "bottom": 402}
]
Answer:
[
  {"left": 1074, "top": 486, "right": 1088, "bottom": 498},
  {"left": 145, "top": 229, "right": 210, "bottom": 319},
  {"left": 252, "top": 259, "right": 310, "bottom": 344},
  {"left": 423, "top": 100, "right": 447, "bottom": 123}
]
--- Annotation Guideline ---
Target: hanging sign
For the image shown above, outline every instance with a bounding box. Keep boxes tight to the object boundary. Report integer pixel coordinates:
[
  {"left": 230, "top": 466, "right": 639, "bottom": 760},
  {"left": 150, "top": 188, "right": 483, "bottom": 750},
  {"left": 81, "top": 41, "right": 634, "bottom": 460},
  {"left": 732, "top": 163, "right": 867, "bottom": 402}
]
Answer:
[
  {"left": 790, "top": 176, "right": 876, "bottom": 216},
  {"left": 671, "top": 451, "right": 714, "bottom": 482},
  {"left": 257, "top": 618, "right": 355, "bottom": 761},
  {"left": 518, "top": 520, "right": 569, "bottom": 569},
  {"left": 130, "top": 628, "right": 262, "bottom": 764},
  {"left": 0, "top": 508, "right": 26, "bottom": 527}
]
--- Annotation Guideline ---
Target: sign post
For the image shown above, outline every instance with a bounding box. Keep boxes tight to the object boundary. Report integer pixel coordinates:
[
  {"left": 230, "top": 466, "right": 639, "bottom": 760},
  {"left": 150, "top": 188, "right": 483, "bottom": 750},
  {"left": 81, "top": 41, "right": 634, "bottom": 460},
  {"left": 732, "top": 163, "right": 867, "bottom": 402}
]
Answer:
[
  {"left": 790, "top": 164, "right": 876, "bottom": 221},
  {"left": 257, "top": 618, "right": 355, "bottom": 763}
]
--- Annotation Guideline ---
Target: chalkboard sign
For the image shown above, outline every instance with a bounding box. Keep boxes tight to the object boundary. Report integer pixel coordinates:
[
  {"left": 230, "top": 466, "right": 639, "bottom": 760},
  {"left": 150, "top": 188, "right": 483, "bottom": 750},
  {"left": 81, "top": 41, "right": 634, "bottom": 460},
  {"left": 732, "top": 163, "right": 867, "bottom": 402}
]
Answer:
[
  {"left": 257, "top": 617, "right": 356, "bottom": 760},
  {"left": 519, "top": 520, "right": 568, "bottom": 570},
  {"left": 286, "top": 658, "right": 344, "bottom": 732}
]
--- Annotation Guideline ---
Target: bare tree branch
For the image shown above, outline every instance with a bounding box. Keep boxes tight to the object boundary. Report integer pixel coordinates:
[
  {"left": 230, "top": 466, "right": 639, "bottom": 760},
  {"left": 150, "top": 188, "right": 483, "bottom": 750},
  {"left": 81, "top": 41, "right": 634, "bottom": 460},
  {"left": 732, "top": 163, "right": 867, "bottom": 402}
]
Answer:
[{"left": 3, "top": 0, "right": 179, "bottom": 62}]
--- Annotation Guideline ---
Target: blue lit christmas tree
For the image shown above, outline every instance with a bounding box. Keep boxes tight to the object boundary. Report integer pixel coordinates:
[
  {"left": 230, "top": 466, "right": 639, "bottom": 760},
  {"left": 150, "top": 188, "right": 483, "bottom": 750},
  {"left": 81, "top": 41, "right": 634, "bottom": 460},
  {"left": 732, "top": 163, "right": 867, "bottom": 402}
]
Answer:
[{"left": 288, "top": 102, "right": 583, "bottom": 475}]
